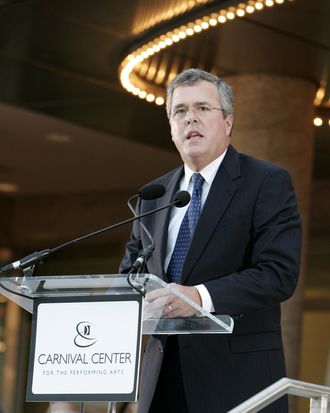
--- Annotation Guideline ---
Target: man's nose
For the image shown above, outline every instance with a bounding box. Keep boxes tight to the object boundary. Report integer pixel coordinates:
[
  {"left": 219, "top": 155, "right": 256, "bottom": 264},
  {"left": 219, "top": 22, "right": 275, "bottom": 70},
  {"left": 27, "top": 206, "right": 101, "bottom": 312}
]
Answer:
[{"left": 185, "top": 108, "right": 199, "bottom": 124}]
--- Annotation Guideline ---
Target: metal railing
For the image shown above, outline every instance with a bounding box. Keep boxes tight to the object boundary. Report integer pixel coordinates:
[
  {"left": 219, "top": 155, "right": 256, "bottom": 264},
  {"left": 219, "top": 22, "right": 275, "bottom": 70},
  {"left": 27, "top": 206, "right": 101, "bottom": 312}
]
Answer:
[{"left": 228, "top": 377, "right": 330, "bottom": 413}]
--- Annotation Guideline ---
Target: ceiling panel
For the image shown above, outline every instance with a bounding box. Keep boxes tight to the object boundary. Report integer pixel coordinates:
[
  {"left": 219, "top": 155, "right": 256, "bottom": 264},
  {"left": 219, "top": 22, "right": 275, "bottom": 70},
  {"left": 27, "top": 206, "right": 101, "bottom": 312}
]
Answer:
[{"left": 0, "top": 0, "right": 329, "bottom": 197}]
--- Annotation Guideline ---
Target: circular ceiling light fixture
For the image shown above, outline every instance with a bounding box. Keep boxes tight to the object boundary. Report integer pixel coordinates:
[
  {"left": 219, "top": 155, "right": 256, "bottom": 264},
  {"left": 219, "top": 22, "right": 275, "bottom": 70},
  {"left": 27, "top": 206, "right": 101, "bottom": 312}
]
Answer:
[{"left": 119, "top": 0, "right": 294, "bottom": 106}]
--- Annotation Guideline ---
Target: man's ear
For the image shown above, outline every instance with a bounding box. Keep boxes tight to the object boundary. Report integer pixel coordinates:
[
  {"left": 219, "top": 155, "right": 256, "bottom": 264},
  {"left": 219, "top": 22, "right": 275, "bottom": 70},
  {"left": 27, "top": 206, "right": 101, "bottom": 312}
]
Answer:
[{"left": 225, "top": 114, "right": 234, "bottom": 137}]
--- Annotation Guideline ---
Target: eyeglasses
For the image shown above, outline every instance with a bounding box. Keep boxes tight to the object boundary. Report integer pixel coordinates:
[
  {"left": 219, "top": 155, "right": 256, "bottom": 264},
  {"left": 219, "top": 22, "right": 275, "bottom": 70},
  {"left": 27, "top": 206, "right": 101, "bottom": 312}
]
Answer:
[{"left": 170, "top": 104, "right": 224, "bottom": 121}]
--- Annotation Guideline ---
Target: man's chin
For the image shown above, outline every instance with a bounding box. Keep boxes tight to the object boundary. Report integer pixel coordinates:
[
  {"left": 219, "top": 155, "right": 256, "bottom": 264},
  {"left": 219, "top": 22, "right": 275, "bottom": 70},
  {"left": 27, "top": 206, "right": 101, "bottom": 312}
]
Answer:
[{"left": 181, "top": 151, "right": 208, "bottom": 170}]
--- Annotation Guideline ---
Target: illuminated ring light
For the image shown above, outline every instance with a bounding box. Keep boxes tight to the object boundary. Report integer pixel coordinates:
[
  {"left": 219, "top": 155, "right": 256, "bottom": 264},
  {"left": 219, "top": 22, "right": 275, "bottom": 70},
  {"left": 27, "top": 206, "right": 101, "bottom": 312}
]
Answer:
[
  {"left": 314, "top": 87, "right": 330, "bottom": 128},
  {"left": 313, "top": 116, "right": 330, "bottom": 127},
  {"left": 119, "top": 0, "right": 290, "bottom": 106}
]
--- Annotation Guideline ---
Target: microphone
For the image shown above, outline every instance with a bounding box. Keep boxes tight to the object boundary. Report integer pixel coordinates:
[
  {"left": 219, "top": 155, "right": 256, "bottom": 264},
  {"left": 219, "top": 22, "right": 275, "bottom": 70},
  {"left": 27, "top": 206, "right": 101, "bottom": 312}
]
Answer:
[
  {"left": 0, "top": 188, "right": 190, "bottom": 274},
  {"left": 171, "top": 190, "right": 190, "bottom": 207},
  {"left": 0, "top": 249, "right": 51, "bottom": 273},
  {"left": 139, "top": 183, "right": 165, "bottom": 200},
  {"left": 172, "top": 190, "right": 190, "bottom": 207}
]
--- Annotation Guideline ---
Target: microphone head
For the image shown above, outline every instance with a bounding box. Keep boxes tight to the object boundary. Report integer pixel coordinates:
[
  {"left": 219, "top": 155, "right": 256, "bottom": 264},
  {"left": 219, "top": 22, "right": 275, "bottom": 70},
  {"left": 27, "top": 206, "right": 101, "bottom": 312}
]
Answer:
[
  {"left": 172, "top": 190, "right": 191, "bottom": 208},
  {"left": 139, "top": 183, "right": 165, "bottom": 200}
]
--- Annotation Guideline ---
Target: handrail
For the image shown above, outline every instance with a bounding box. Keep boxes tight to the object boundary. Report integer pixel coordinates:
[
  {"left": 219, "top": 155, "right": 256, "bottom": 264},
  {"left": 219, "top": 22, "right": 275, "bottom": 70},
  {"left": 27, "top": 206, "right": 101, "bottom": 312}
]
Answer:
[{"left": 228, "top": 377, "right": 330, "bottom": 413}]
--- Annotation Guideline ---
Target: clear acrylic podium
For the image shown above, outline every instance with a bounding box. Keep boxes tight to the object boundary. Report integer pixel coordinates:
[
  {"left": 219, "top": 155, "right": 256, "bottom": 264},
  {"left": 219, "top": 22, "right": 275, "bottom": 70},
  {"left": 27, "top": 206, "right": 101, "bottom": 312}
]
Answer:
[
  {"left": 0, "top": 273, "right": 233, "bottom": 334},
  {"left": 0, "top": 273, "right": 233, "bottom": 412}
]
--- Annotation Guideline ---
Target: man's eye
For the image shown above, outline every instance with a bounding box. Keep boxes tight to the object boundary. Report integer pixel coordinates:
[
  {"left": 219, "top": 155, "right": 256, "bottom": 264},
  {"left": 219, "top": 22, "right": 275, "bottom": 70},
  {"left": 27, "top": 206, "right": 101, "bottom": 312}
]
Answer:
[
  {"left": 198, "top": 105, "right": 210, "bottom": 112},
  {"left": 175, "top": 108, "right": 187, "bottom": 115}
]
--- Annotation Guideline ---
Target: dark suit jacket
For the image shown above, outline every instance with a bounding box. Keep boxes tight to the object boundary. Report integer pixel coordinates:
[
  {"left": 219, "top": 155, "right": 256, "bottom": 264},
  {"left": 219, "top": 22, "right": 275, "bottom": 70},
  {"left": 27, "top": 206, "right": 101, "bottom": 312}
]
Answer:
[{"left": 119, "top": 145, "right": 302, "bottom": 413}]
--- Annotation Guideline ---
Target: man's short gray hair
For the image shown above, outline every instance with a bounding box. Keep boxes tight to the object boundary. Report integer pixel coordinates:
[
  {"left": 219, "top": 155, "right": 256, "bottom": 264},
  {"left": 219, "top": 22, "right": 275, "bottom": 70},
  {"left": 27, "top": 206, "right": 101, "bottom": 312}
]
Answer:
[{"left": 166, "top": 68, "right": 234, "bottom": 118}]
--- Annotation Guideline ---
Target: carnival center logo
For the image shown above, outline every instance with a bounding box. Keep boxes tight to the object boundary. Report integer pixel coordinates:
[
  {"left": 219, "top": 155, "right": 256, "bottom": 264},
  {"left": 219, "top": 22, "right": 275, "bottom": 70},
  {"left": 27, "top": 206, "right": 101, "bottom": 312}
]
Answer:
[{"left": 74, "top": 321, "right": 97, "bottom": 348}]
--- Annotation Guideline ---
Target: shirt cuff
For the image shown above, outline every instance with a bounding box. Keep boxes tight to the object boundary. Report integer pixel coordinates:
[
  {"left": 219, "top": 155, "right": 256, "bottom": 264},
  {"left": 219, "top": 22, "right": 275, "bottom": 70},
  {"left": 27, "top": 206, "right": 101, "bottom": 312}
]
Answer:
[{"left": 195, "top": 284, "right": 215, "bottom": 313}]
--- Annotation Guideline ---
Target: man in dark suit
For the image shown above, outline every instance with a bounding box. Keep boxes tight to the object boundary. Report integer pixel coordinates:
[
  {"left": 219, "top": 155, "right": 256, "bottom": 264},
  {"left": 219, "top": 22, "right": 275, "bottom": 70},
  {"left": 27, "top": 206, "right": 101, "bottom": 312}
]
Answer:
[{"left": 120, "top": 69, "right": 302, "bottom": 413}]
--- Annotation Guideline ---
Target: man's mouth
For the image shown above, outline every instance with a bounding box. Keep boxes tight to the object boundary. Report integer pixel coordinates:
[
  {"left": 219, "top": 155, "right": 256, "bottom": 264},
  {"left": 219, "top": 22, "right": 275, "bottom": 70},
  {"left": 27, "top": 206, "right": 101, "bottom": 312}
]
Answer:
[{"left": 186, "top": 130, "right": 203, "bottom": 139}]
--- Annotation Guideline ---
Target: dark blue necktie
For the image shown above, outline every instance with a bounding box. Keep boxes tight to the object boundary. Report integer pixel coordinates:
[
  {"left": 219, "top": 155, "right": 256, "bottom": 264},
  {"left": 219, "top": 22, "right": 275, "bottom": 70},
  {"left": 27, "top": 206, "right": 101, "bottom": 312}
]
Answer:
[{"left": 167, "top": 173, "right": 204, "bottom": 283}]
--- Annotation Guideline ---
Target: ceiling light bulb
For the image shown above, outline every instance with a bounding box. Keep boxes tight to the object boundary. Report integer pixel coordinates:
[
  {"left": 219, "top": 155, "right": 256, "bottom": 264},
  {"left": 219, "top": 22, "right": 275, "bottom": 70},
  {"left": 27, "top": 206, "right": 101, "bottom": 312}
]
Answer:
[
  {"left": 155, "top": 97, "right": 165, "bottom": 105},
  {"left": 146, "top": 94, "right": 155, "bottom": 102},
  {"left": 236, "top": 9, "right": 245, "bottom": 16},
  {"left": 138, "top": 90, "right": 147, "bottom": 99},
  {"left": 265, "top": 0, "right": 274, "bottom": 6},
  {"left": 186, "top": 28, "right": 194, "bottom": 35},
  {"left": 125, "top": 61, "right": 135, "bottom": 71},
  {"left": 313, "top": 117, "right": 323, "bottom": 127},
  {"left": 218, "top": 15, "right": 227, "bottom": 23},
  {"left": 209, "top": 18, "right": 218, "bottom": 25},
  {"left": 201, "top": 21, "right": 209, "bottom": 29},
  {"left": 246, "top": 5, "right": 255, "bottom": 13},
  {"left": 255, "top": 2, "right": 264, "bottom": 9},
  {"left": 227, "top": 11, "right": 235, "bottom": 19}
]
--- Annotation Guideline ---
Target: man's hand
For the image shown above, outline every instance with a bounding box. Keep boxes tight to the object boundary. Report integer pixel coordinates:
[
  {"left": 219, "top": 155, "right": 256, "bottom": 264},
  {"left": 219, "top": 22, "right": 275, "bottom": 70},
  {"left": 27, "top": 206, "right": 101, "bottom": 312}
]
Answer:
[
  {"left": 145, "top": 283, "right": 202, "bottom": 318},
  {"left": 165, "top": 284, "right": 202, "bottom": 317}
]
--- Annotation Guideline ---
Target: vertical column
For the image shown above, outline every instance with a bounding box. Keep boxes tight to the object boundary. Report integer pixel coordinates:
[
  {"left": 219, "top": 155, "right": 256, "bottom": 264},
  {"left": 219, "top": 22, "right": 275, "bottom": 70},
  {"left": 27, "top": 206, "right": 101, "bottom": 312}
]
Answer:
[
  {"left": 2, "top": 301, "right": 22, "bottom": 413},
  {"left": 226, "top": 74, "right": 316, "bottom": 379}
]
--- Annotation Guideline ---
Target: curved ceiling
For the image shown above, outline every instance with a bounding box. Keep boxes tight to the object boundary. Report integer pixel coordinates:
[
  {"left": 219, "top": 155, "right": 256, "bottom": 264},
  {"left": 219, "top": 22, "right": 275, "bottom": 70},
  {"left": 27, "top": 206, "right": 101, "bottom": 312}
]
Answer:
[{"left": 0, "top": 0, "right": 329, "bottom": 197}]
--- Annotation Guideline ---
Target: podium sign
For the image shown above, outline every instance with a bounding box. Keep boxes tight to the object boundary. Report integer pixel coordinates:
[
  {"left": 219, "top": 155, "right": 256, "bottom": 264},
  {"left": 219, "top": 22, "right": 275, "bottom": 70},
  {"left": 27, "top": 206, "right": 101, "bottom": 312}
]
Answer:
[{"left": 26, "top": 295, "right": 143, "bottom": 402}]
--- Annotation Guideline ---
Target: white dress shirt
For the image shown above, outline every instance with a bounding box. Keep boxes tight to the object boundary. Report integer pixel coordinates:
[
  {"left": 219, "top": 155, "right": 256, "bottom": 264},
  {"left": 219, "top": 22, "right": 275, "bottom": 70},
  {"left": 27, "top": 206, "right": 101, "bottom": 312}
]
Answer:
[{"left": 165, "top": 149, "right": 227, "bottom": 312}]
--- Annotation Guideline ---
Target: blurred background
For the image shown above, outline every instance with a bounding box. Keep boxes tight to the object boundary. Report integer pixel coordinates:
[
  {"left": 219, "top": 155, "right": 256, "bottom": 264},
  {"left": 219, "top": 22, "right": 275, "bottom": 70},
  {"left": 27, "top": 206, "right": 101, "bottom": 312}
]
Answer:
[{"left": 0, "top": 0, "right": 329, "bottom": 412}]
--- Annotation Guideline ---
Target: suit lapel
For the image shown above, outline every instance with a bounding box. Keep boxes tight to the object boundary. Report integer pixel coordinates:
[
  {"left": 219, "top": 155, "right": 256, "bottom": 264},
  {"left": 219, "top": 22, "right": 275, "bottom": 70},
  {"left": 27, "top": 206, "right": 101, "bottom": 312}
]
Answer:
[
  {"left": 149, "top": 166, "right": 183, "bottom": 279},
  {"left": 181, "top": 145, "right": 241, "bottom": 283}
]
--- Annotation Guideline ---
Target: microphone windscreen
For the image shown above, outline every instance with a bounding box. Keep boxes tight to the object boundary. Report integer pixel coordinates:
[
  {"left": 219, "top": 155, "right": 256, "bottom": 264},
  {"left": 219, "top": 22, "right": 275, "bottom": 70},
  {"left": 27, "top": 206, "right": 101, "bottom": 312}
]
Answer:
[
  {"left": 139, "top": 184, "right": 165, "bottom": 200},
  {"left": 172, "top": 190, "right": 191, "bottom": 208}
]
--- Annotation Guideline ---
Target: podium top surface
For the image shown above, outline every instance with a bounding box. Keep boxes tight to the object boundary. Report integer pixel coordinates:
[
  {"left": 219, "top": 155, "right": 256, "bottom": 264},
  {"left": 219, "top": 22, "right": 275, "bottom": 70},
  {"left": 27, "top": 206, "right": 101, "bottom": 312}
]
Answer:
[{"left": 0, "top": 273, "right": 233, "bottom": 334}]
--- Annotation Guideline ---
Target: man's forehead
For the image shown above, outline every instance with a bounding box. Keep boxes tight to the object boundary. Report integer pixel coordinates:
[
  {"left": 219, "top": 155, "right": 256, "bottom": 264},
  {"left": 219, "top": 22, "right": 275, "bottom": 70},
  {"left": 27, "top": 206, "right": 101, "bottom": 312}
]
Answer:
[{"left": 171, "top": 81, "right": 219, "bottom": 104}]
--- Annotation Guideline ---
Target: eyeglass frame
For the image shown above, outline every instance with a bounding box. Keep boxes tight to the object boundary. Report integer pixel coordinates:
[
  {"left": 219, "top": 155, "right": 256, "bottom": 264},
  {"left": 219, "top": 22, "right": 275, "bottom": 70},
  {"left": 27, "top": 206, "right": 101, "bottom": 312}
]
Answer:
[{"left": 169, "top": 103, "right": 225, "bottom": 121}]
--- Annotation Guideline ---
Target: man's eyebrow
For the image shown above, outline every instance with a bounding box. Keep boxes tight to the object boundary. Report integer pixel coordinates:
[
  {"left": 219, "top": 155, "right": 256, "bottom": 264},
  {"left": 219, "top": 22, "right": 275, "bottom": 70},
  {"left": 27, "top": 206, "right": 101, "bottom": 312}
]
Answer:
[
  {"left": 172, "top": 101, "right": 211, "bottom": 109},
  {"left": 194, "top": 101, "right": 211, "bottom": 105},
  {"left": 172, "top": 103, "right": 186, "bottom": 109}
]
